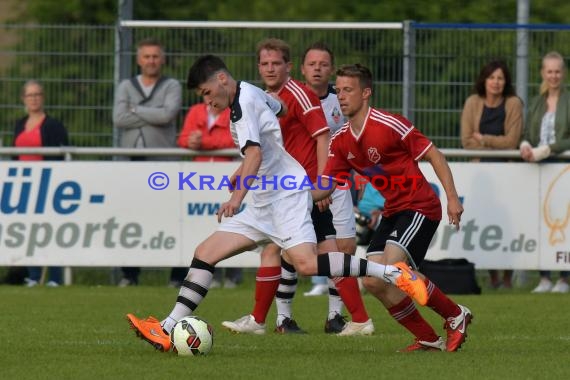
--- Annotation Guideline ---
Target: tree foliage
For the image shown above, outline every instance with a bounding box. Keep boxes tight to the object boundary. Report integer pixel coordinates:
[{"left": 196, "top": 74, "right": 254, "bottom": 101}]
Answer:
[
  {"left": 3, "top": 0, "right": 569, "bottom": 149},
  {"left": 11, "top": 0, "right": 569, "bottom": 24}
]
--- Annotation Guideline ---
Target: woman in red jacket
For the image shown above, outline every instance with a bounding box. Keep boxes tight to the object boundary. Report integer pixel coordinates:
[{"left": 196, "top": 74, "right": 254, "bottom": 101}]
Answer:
[{"left": 177, "top": 102, "right": 236, "bottom": 162}]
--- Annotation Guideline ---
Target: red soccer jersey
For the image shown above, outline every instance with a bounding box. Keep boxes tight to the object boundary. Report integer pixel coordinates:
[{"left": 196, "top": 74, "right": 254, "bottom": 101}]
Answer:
[
  {"left": 277, "top": 78, "right": 329, "bottom": 181},
  {"left": 324, "top": 107, "right": 442, "bottom": 220}
]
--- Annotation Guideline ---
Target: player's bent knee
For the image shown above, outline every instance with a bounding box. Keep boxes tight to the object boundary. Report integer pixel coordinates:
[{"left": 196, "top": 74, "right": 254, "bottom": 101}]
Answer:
[
  {"left": 338, "top": 240, "right": 357, "bottom": 255},
  {"left": 363, "top": 277, "right": 388, "bottom": 294},
  {"left": 291, "top": 259, "right": 316, "bottom": 276},
  {"left": 194, "top": 242, "right": 216, "bottom": 264}
]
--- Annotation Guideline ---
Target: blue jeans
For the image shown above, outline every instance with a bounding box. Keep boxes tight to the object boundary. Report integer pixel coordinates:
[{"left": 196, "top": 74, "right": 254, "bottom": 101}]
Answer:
[
  {"left": 539, "top": 271, "right": 569, "bottom": 279},
  {"left": 28, "top": 266, "right": 63, "bottom": 284}
]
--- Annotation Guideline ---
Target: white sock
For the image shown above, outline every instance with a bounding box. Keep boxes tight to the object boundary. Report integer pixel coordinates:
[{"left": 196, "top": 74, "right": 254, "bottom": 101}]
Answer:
[{"left": 161, "top": 316, "right": 178, "bottom": 335}]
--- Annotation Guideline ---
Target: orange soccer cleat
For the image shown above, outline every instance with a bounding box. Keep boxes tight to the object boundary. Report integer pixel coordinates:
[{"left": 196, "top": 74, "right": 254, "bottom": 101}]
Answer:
[
  {"left": 126, "top": 314, "right": 172, "bottom": 352},
  {"left": 391, "top": 262, "right": 429, "bottom": 306}
]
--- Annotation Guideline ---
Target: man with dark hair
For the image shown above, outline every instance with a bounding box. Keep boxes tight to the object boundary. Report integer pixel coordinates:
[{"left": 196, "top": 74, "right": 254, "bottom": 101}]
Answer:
[{"left": 126, "top": 55, "right": 427, "bottom": 352}]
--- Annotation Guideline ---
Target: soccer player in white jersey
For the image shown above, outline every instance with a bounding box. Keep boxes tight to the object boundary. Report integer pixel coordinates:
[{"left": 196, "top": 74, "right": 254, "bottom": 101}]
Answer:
[
  {"left": 222, "top": 39, "right": 369, "bottom": 336},
  {"left": 126, "top": 55, "right": 427, "bottom": 352},
  {"left": 300, "top": 41, "right": 373, "bottom": 335},
  {"left": 315, "top": 63, "right": 472, "bottom": 352}
]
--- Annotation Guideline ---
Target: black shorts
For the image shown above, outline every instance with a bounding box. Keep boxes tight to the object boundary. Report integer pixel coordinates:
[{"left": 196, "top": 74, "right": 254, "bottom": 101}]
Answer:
[
  {"left": 367, "top": 210, "right": 439, "bottom": 269},
  {"left": 311, "top": 206, "right": 336, "bottom": 243}
]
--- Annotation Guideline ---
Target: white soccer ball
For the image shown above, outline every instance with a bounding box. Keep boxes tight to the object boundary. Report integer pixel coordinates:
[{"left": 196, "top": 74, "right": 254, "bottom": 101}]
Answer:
[{"left": 170, "top": 316, "right": 214, "bottom": 356}]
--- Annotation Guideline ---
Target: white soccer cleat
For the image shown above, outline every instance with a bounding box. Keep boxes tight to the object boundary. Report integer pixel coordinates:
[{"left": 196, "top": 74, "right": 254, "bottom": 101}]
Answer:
[
  {"left": 550, "top": 279, "right": 569, "bottom": 293},
  {"left": 222, "top": 314, "right": 266, "bottom": 335},
  {"left": 399, "top": 337, "right": 446, "bottom": 352},
  {"left": 337, "top": 319, "right": 375, "bottom": 336},
  {"left": 531, "top": 278, "right": 553, "bottom": 293}
]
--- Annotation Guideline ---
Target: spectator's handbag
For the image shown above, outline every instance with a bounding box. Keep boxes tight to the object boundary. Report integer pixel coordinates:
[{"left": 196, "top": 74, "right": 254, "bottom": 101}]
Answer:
[{"left": 419, "top": 258, "right": 481, "bottom": 295}]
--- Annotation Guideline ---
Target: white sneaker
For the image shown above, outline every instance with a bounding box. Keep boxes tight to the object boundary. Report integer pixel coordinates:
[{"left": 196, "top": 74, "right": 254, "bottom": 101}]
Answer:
[
  {"left": 303, "top": 284, "right": 328, "bottom": 296},
  {"left": 25, "top": 279, "right": 38, "bottom": 288},
  {"left": 118, "top": 278, "right": 136, "bottom": 287},
  {"left": 337, "top": 319, "right": 375, "bottom": 336},
  {"left": 46, "top": 281, "right": 60, "bottom": 287},
  {"left": 222, "top": 315, "right": 266, "bottom": 335},
  {"left": 551, "top": 279, "right": 569, "bottom": 293},
  {"left": 531, "top": 278, "right": 553, "bottom": 293},
  {"left": 224, "top": 279, "right": 237, "bottom": 289}
]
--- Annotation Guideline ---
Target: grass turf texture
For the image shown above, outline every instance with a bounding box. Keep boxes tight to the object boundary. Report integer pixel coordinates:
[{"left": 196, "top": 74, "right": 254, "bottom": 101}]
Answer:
[{"left": 2, "top": 278, "right": 569, "bottom": 380}]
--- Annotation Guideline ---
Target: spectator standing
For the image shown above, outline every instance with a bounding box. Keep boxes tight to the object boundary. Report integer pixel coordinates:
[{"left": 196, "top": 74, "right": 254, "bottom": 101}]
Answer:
[
  {"left": 14, "top": 80, "right": 69, "bottom": 287},
  {"left": 300, "top": 42, "right": 347, "bottom": 298},
  {"left": 112, "top": 38, "right": 182, "bottom": 286},
  {"left": 520, "top": 51, "right": 570, "bottom": 293},
  {"left": 461, "top": 59, "right": 523, "bottom": 289},
  {"left": 177, "top": 102, "right": 243, "bottom": 288}
]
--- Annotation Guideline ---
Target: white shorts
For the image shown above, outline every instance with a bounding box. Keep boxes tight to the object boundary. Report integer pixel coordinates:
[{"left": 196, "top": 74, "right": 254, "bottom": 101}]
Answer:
[
  {"left": 218, "top": 191, "right": 317, "bottom": 250},
  {"left": 329, "top": 188, "right": 356, "bottom": 239}
]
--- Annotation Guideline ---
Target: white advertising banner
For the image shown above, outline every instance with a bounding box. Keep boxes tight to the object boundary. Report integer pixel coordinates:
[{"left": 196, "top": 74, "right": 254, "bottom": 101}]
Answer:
[
  {"left": 539, "top": 164, "right": 570, "bottom": 271},
  {"left": 1, "top": 161, "right": 569, "bottom": 270}
]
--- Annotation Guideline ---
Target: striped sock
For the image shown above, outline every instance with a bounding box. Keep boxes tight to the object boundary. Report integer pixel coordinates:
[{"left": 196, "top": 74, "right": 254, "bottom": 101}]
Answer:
[
  {"left": 162, "top": 258, "right": 214, "bottom": 333},
  {"left": 425, "top": 278, "right": 461, "bottom": 319},
  {"left": 275, "top": 258, "right": 297, "bottom": 325},
  {"left": 388, "top": 296, "right": 439, "bottom": 342}
]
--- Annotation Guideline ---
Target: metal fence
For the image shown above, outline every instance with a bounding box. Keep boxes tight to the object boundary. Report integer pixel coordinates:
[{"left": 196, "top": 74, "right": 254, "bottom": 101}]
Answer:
[{"left": 1, "top": 22, "right": 570, "bottom": 151}]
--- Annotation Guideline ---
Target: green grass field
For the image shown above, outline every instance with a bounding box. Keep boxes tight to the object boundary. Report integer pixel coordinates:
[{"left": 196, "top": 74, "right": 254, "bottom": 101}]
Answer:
[{"left": 2, "top": 273, "right": 569, "bottom": 380}]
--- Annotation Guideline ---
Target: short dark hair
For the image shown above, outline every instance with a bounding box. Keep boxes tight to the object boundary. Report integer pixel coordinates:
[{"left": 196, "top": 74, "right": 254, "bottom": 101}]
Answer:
[
  {"left": 336, "top": 64, "right": 373, "bottom": 89},
  {"left": 474, "top": 60, "right": 516, "bottom": 97},
  {"left": 186, "top": 55, "right": 229, "bottom": 90},
  {"left": 302, "top": 41, "right": 334, "bottom": 66}
]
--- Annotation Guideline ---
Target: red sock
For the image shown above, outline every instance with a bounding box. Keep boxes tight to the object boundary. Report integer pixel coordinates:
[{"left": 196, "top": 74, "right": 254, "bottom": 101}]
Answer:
[
  {"left": 334, "top": 277, "right": 369, "bottom": 322},
  {"left": 388, "top": 296, "right": 438, "bottom": 342},
  {"left": 425, "top": 278, "right": 461, "bottom": 319},
  {"left": 251, "top": 266, "right": 281, "bottom": 324}
]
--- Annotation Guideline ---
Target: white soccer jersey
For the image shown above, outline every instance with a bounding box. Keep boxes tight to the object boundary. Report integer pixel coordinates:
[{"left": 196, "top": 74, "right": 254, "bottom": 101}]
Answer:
[
  {"left": 320, "top": 85, "right": 346, "bottom": 135},
  {"left": 230, "top": 81, "right": 308, "bottom": 207}
]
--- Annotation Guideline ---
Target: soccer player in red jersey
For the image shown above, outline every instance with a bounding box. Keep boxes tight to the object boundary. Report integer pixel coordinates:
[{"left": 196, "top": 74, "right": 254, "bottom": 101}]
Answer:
[
  {"left": 222, "top": 39, "right": 372, "bottom": 335},
  {"left": 316, "top": 64, "right": 473, "bottom": 352}
]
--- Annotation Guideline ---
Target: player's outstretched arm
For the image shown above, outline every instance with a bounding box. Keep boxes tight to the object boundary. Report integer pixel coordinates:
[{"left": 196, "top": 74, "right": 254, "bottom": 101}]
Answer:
[{"left": 423, "top": 146, "right": 463, "bottom": 230}]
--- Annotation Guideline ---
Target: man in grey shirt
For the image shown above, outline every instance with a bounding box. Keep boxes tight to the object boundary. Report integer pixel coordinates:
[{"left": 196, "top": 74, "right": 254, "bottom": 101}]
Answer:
[
  {"left": 113, "top": 38, "right": 182, "bottom": 152},
  {"left": 112, "top": 38, "right": 183, "bottom": 286}
]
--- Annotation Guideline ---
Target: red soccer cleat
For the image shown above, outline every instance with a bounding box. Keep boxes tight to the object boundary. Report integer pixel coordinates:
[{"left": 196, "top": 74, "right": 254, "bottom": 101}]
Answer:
[{"left": 444, "top": 305, "right": 473, "bottom": 352}]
